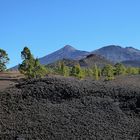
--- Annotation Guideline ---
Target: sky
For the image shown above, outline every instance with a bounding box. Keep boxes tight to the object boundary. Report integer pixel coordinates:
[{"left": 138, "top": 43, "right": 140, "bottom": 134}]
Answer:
[{"left": 0, "top": 0, "right": 140, "bottom": 68}]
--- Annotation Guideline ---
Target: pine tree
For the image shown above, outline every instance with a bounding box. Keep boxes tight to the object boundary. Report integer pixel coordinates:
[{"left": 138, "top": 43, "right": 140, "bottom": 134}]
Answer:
[
  {"left": 98, "top": 67, "right": 101, "bottom": 77},
  {"left": 139, "top": 68, "right": 140, "bottom": 74},
  {"left": 126, "top": 67, "right": 139, "bottom": 75},
  {"left": 58, "top": 61, "right": 69, "bottom": 77},
  {"left": 32, "top": 58, "right": 47, "bottom": 78},
  {"left": 92, "top": 64, "right": 99, "bottom": 80},
  {"left": 83, "top": 68, "right": 92, "bottom": 77},
  {"left": 114, "top": 63, "right": 126, "bottom": 75},
  {"left": 18, "top": 47, "right": 47, "bottom": 78},
  {"left": 102, "top": 64, "right": 114, "bottom": 80},
  {"left": 71, "top": 64, "right": 83, "bottom": 79},
  {"left": 0, "top": 48, "right": 9, "bottom": 72}
]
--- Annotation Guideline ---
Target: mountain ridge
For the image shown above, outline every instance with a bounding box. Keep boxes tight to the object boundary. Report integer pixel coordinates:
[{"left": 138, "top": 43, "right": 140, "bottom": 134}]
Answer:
[{"left": 10, "top": 44, "right": 140, "bottom": 70}]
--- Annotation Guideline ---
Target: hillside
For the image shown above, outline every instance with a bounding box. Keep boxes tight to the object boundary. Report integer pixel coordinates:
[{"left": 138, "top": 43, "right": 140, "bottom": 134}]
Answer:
[
  {"left": 79, "top": 54, "right": 113, "bottom": 68},
  {"left": 46, "top": 54, "right": 112, "bottom": 69},
  {"left": 47, "top": 58, "right": 79, "bottom": 68}
]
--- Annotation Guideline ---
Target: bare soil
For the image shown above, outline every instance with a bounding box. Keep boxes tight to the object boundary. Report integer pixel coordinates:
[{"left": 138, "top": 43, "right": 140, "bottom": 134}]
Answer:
[
  {"left": 0, "top": 75, "right": 140, "bottom": 140},
  {"left": 0, "top": 80, "right": 16, "bottom": 91},
  {"left": 0, "top": 71, "right": 23, "bottom": 79},
  {"left": 0, "top": 71, "right": 23, "bottom": 91}
]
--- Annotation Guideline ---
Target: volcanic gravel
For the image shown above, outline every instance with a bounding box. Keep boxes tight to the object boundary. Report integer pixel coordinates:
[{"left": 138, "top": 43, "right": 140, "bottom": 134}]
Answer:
[{"left": 0, "top": 75, "right": 140, "bottom": 140}]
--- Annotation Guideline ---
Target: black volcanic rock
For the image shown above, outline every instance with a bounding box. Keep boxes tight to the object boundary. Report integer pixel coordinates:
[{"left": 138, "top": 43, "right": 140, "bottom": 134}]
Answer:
[
  {"left": 0, "top": 76, "right": 140, "bottom": 139},
  {"left": 39, "top": 45, "right": 90, "bottom": 65},
  {"left": 92, "top": 45, "right": 140, "bottom": 63}
]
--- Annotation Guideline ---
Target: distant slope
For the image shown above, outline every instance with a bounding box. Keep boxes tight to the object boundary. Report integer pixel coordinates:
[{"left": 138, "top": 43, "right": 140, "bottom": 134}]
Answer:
[
  {"left": 47, "top": 59, "right": 79, "bottom": 68},
  {"left": 10, "top": 65, "right": 19, "bottom": 71},
  {"left": 92, "top": 45, "right": 140, "bottom": 63},
  {"left": 47, "top": 54, "right": 112, "bottom": 69},
  {"left": 39, "top": 45, "right": 90, "bottom": 65},
  {"left": 121, "top": 60, "right": 140, "bottom": 67},
  {"left": 79, "top": 54, "right": 113, "bottom": 68}
]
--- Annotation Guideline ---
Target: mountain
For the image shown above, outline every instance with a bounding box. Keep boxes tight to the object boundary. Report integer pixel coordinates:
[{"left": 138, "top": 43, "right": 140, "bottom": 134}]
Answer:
[
  {"left": 79, "top": 54, "right": 113, "bottom": 68},
  {"left": 10, "top": 45, "right": 140, "bottom": 70},
  {"left": 39, "top": 45, "right": 90, "bottom": 65},
  {"left": 92, "top": 45, "right": 140, "bottom": 63}
]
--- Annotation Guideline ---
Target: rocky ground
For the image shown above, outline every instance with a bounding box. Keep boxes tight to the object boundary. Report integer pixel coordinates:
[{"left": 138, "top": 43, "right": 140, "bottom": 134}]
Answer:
[{"left": 0, "top": 75, "right": 140, "bottom": 140}]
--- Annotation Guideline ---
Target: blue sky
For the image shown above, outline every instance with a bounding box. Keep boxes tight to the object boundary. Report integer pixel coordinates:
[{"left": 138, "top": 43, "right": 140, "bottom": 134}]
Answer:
[{"left": 0, "top": 0, "right": 140, "bottom": 67}]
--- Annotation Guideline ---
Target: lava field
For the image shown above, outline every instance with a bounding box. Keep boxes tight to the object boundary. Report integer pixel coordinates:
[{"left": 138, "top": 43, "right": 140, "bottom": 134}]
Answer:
[{"left": 0, "top": 75, "right": 140, "bottom": 140}]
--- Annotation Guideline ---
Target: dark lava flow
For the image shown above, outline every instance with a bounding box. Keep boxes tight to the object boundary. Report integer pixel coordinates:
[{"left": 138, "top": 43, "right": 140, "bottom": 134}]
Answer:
[{"left": 0, "top": 75, "right": 140, "bottom": 140}]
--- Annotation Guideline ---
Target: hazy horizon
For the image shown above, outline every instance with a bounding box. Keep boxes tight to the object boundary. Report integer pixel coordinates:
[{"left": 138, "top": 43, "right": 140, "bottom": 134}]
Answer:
[{"left": 0, "top": 0, "right": 140, "bottom": 67}]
